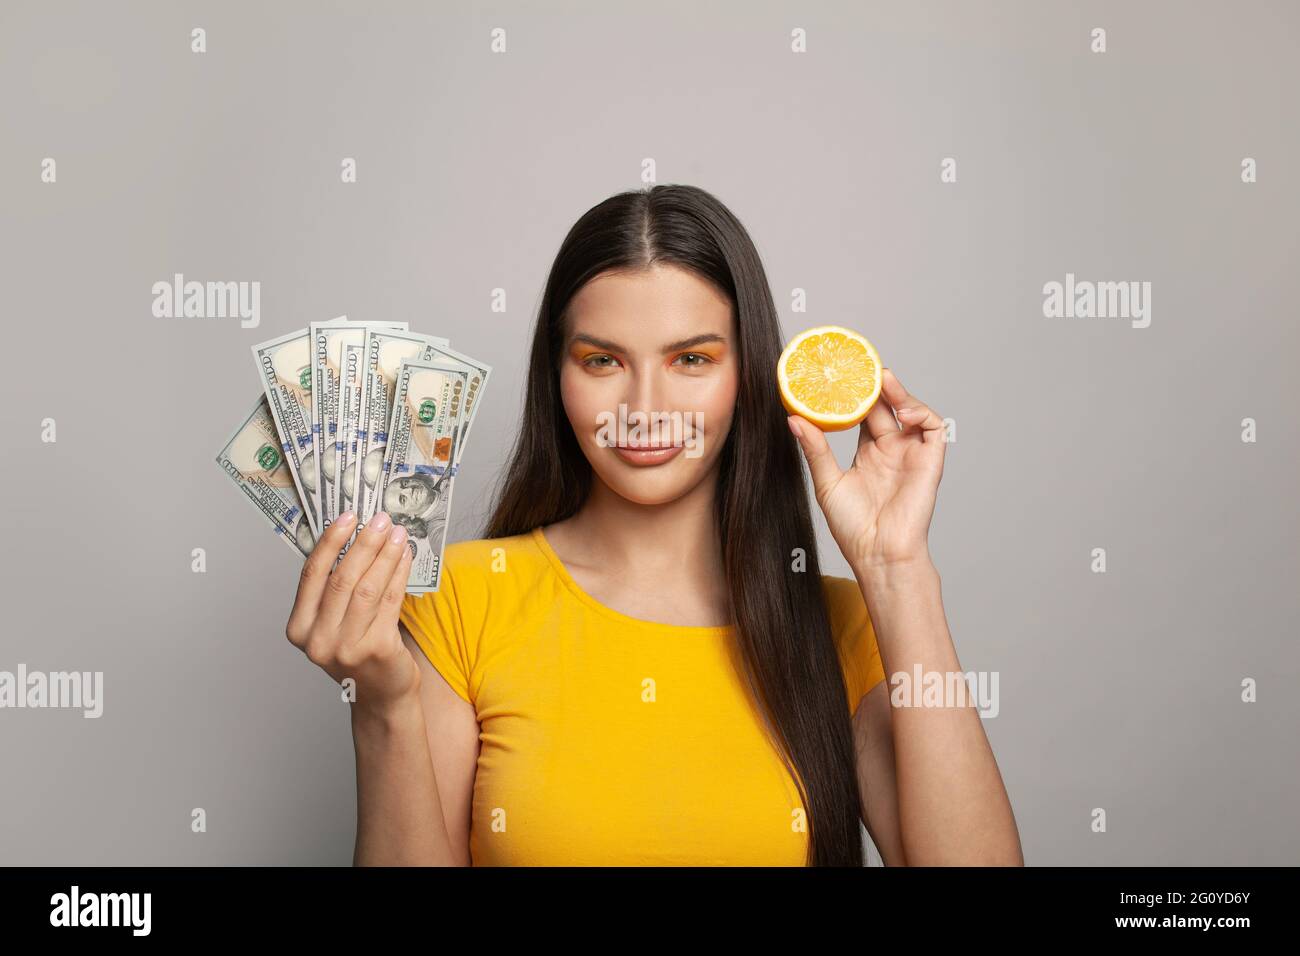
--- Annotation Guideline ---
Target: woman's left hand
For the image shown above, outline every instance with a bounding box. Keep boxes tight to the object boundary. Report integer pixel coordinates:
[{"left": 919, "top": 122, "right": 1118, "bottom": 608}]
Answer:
[{"left": 788, "top": 367, "right": 946, "bottom": 571}]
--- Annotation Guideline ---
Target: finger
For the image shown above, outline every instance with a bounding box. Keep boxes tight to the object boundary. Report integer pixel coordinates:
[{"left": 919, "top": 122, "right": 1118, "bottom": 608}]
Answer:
[
  {"left": 316, "top": 511, "right": 395, "bottom": 632},
  {"left": 341, "top": 521, "right": 410, "bottom": 645},
  {"left": 366, "top": 544, "right": 414, "bottom": 651},
  {"left": 896, "top": 401, "right": 944, "bottom": 435},
  {"left": 881, "top": 368, "right": 944, "bottom": 434},
  {"left": 879, "top": 366, "right": 910, "bottom": 409},
  {"left": 787, "top": 414, "right": 843, "bottom": 500},
  {"left": 286, "top": 510, "right": 357, "bottom": 642},
  {"left": 862, "top": 368, "right": 901, "bottom": 444}
]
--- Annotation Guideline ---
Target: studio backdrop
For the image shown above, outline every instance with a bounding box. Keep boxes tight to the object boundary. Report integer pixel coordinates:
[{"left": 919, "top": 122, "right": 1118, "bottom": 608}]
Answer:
[{"left": 1, "top": 0, "right": 1296, "bottom": 865}]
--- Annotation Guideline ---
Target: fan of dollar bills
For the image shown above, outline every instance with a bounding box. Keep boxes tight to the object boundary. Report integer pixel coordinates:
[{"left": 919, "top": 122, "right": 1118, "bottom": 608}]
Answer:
[{"left": 214, "top": 318, "right": 491, "bottom": 593}]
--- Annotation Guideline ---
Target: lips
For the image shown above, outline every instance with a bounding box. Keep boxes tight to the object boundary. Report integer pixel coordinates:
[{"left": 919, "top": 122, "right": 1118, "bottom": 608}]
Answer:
[{"left": 610, "top": 443, "right": 686, "bottom": 467}]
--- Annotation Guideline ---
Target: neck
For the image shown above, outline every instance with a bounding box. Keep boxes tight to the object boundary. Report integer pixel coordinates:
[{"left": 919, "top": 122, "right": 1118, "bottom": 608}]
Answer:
[{"left": 561, "top": 467, "right": 723, "bottom": 576}]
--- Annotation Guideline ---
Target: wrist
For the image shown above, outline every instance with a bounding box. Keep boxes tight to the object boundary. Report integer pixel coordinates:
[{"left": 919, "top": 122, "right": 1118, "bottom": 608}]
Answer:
[
  {"left": 851, "top": 552, "right": 940, "bottom": 593},
  {"left": 350, "top": 685, "right": 423, "bottom": 733}
]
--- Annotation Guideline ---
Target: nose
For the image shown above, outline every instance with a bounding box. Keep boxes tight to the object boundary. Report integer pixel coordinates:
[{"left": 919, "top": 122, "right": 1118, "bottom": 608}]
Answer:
[{"left": 619, "top": 361, "right": 675, "bottom": 432}]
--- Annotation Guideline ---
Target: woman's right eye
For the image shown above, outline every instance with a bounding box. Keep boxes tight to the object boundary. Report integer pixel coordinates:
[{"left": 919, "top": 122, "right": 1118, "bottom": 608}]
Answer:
[{"left": 583, "top": 354, "right": 620, "bottom": 368}]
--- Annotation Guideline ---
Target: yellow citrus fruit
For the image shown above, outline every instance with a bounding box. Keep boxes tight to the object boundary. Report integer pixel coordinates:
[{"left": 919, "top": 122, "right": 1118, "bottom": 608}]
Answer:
[{"left": 777, "top": 325, "right": 883, "bottom": 431}]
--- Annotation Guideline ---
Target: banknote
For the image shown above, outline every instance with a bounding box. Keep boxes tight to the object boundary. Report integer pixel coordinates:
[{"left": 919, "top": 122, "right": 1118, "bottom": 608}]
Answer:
[
  {"left": 215, "top": 395, "right": 316, "bottom": 557},
  {"left": 310, "top": 318, "right": 408, "bottom": 535},
  {"left": 378, "top": 358, "right": 469, "bottom": 591},
  {"left": 252, "top": 328, "right": 319, "bottom": 536},
  {"left": 354, "top": 329, "right": 450, "bottom": 527},
  {"left": 414, "top": 340, "right": 492, "bottom": 470},
  {"left": 337, "top": 341, "right": 367, "bottom": 533},
  {"left": 236, "top": 320, "right": 482, "bottom": 593}
]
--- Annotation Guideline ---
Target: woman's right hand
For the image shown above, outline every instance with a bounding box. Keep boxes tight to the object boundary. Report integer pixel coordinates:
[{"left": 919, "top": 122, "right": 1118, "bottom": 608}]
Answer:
[{"left": 284, "top": 510, "right": 419, "bottom": 712}]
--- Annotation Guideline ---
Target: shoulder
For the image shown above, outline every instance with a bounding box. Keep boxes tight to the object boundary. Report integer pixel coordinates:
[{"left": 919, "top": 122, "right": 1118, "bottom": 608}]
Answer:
[
  {"left": 819, "top": 573, "right": 884, "bottom": 712},
  {"left": 819, "top": 574, "right": 872, "bottom": 637},
  {"left": 403, "top": 529, "right": 554, "bottom": 638},
  {"left": 442, "top": 532, "right": 535, "bottom": 574},
  {"left": 440, "top": 530, "right": 551, "bottom": 590}
]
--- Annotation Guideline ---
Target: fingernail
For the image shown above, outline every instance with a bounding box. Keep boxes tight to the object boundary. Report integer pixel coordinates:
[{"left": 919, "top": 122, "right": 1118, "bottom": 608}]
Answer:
[
  {"left": 899, "top": 406, "right": 920, "bottom": 418},
  {"left": 370, "top": 511, "right": 392, "bottom": 532},
  {"left": 338, "top": 510, "right": 355, "bottom": 525},
  {"left": 787, "top": 416, "right": 803, "bottom": 439},
  {"left": 390, "top": 524, "right": 407, "bottom": 544}
]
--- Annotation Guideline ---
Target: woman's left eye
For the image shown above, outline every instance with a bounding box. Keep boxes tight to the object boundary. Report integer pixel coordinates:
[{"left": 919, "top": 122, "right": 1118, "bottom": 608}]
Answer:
[{"left": 674, "top": 352, "right": 710, "bottom": 367}]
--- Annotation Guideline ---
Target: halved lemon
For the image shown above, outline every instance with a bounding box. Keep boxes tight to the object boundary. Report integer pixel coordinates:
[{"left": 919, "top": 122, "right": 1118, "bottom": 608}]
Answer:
[{"left": 777, "top": 325, "right": 883, "bottom": 431}]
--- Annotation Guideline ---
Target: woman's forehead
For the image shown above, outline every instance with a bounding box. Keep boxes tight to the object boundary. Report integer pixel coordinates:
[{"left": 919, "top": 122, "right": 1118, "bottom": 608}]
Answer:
[{"left": 565, "top": 268, "right": 733, "bottom": 347}]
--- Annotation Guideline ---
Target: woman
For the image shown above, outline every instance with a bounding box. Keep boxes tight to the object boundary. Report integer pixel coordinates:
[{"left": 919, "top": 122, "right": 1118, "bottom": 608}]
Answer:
[{"left": 284, "top": 184, "right": 1022, "bottom": 866}]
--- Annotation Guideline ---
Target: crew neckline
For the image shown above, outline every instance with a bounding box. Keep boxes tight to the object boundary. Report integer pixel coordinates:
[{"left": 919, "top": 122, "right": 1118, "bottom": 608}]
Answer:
[{"left": 529, "top": 525, "right": 734, "bottom": 635}]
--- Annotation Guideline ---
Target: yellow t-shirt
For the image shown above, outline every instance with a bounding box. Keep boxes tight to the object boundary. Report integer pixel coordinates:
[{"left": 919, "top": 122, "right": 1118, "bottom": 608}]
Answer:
[{"left": 397, "top": 525, "right": 885, "bottom": 866}]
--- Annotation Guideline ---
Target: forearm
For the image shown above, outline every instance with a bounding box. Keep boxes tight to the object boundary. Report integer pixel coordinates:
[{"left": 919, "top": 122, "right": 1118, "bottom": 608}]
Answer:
[
  {"left": 351, "top": 690, "right": 461, "bottom": 866},
  {"left": 853, "top": 558, "right": 1023, "bottom": 866}
]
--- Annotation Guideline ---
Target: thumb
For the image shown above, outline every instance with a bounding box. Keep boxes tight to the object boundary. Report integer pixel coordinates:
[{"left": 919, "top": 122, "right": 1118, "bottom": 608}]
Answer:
[{"left": 787, "top": 415, "right": 841, "bottom": 499}]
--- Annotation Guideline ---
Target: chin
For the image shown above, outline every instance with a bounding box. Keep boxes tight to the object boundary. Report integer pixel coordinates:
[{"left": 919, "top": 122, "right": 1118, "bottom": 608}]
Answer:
[
  {"left": 602, "top": 481, "right": 694, "bottom": 507},
  {"left": 589, "top": 458, "right": 709, "bottom": 507}
]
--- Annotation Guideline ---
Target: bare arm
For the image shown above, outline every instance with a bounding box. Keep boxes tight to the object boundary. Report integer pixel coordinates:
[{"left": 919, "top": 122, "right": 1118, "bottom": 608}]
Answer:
[
  {"left": 351, "top": 685, "right": 458, "bottom": 866},
  {"left": 351, "top": 629, "right": 478, "bottom": 868},
  {"left": 790, "top": 366, "right": 1022, "bottom": 866},
  {"left": 853, "top": 682, "right": 906, "bottom": 865},
  {"left": 351, "top": 625, "right": 480, "bottom": 867},
  {"left": 282, "top": 510, "right": 477, "bottom": 866},
  {"left": 854, "top": 561, "right": 1022, "bottom": 866}
]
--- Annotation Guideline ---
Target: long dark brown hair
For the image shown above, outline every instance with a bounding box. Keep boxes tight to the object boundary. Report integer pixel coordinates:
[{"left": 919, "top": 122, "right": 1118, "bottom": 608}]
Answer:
[{"left": 483, "top": 183, "right": 864, "bottom": 866}]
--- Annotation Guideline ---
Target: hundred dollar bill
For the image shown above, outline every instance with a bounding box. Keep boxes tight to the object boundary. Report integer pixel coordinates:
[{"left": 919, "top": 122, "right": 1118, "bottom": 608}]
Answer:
[
  {"left": 251, "top": 328, "right": 319, "bottom": 536},
  {"left": 415, "top": 340, "right": 492, "bottom": 470},
  {"left": 337, "top": 341, "right": 367, "bottom": 532},
  {"left": 310, "top": 318, "right": 408, "bottom": 535},
  {"left": 379, "top": 358, "right": 468, "bottom": 591},
  {"left": 215, "top": 395, "right": 316, "bottom": 557},
  {"left": 354, "top": 329, "right": 450, "bottom": 527}
]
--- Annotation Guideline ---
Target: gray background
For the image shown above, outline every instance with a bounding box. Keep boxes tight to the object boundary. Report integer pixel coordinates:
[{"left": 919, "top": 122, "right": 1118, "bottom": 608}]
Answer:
[{"left": 1, "top": 0, "right": 1296, "bottom": 865}]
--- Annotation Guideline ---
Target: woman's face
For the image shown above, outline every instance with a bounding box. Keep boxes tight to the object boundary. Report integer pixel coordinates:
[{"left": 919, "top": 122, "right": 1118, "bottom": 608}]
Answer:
[{"left": 559, "top": 263, "right": 739, "bottom": 506}]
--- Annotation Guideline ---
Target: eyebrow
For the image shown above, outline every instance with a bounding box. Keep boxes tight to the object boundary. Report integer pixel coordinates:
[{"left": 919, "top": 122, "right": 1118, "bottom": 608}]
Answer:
[{"left": 567, "top": 332, "right": 727, "bottom": 354}]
